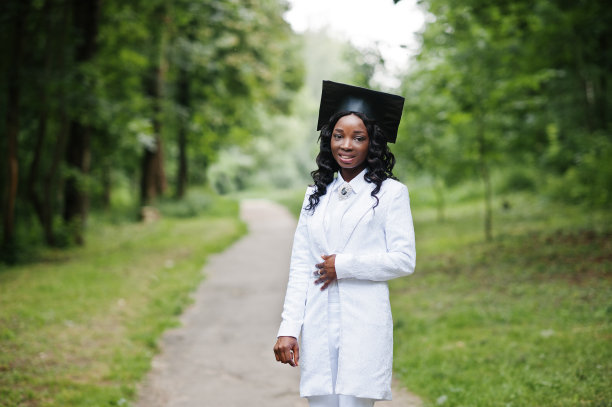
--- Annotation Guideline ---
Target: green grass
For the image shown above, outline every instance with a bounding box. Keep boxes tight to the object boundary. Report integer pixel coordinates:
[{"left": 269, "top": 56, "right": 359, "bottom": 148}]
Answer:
[
  {"left": 276, "top": 185, "right": 612, "bottom": 407},
  {"left": 0, "top": 195, "right": 246, "bottom": 407},
  {"left": 391, "top": 190, "right": 611, "bottom": 407}
]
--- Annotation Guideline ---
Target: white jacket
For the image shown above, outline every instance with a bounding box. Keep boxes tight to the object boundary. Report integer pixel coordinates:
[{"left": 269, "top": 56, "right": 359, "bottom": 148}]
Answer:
[{"left": 278, "top": 174, "right": 416, "bottom": 400}]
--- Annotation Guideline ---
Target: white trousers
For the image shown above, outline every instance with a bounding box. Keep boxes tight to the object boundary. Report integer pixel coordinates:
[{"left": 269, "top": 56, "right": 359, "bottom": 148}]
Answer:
[
  {"left": 307, "top": 284, "right": 375, "bottom": 407},
  {"left": 307, "top": 394, "right": 375, "bottom": 407}
]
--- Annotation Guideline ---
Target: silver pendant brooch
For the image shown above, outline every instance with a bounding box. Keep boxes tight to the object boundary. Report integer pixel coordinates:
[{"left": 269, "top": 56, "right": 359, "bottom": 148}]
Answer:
[{"left": 338, "top": 183, "right": 353, "bottom": 200}]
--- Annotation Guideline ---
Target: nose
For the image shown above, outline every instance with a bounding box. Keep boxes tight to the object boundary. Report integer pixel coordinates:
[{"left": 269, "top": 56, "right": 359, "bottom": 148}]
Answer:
[{"left": 340, "top": 137, "right": 352, "bottom": 150}]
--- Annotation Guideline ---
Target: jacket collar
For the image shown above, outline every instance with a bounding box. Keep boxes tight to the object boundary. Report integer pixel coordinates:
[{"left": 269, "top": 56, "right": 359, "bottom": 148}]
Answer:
[
  {"left": 333, "top": 168, "right": 369, "bottom": 195},
  {"left": 310, "top": 169, "right": 389, "bottom": 254}
]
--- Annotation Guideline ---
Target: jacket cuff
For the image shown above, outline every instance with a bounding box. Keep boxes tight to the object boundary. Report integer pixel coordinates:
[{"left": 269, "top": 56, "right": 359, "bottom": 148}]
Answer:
[
  {"left": 335, "top": 253, "right": 354, "bottom": 279},
  {"left": 277, "top": 320, "right": 302, "bottom": 339}
]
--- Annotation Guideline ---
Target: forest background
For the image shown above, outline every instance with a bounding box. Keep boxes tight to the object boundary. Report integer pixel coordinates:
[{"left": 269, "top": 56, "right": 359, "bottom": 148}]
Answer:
[
  {"left": 1, "top": 0, "right": 611, "bottom": 256},
  {"left": 0, "top": 0, "right": 610, "bottom": 406}
]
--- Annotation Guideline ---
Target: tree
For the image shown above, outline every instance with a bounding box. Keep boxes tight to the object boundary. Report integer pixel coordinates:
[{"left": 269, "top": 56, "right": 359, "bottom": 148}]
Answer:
[
  {"left": 396, "top": 0, "right": 612, "bottom": 239},
  {"left": 1, "top": 0, "right": 29, "bottom": 256},
  {"left": 168, "top": 0, "right": 303, "bottom": 190},
  {"left": 63, "top": 0, "right": 101, "bottom": 244},
  {"left": 140, "top": 1, "right": 169, "bottom": 206},
  {"left": 0, "top": 0, "right": 304, "bottom": 260}
]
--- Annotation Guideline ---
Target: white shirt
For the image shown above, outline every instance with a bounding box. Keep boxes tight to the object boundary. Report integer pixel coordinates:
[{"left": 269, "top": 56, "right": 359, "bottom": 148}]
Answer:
[{"left": 323, "top": 169, "right": 369, "bottom": 303}]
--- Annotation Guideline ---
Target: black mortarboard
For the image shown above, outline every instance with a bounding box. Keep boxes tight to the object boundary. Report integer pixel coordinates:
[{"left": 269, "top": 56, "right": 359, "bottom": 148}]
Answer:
[{"left": 316, "top": 80, "right": 405, "bottom": 143}]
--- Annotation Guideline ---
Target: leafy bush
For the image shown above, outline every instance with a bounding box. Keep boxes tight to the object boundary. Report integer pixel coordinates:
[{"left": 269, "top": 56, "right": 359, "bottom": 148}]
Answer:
[
  {"left": 498, "top": 167, "right": 537, "bottom": 193},
  {"left": 156, "top": 191, "right": 214, "bottom": 218}
]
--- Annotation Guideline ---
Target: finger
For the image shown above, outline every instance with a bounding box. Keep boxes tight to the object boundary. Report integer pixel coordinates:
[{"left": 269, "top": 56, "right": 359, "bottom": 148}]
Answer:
[
  {"left": 315, "top": 275, "right": 327, "bottom": 285},
  {"left": 280, "top": 344, "right": 294, "bottom": 366},
  {"left": 315, "top": 262, "right": 323, "bottom": 269},
  {"left": 285, "top": 349, "right": 296, "bottom": 367},
  {"left": 275, "top": 348, "right": 281, "bottom": 362},
  {"left": 321, "top": 276, "right": 336, "bottom": 290},
  {"left": 293, "top": 344, "right": 300, "bottom": 366}
]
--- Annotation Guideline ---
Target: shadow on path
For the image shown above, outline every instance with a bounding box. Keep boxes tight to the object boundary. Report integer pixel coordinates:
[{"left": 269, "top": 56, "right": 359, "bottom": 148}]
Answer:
[{"left": 135, "top": 200, "right": 421, "bottom": 407}]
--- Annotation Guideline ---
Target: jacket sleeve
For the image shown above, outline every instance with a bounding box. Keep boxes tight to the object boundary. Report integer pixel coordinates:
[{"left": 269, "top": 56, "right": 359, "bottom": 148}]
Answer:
[
  {"left": 334, "top": 184, "right": 416, "bottom": 281},
  {"left": 277, "top": 188, "right": 313, "bottom": 339}
]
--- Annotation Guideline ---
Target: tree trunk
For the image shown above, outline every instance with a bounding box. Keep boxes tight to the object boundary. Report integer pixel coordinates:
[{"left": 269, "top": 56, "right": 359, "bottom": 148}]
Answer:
[
  {"left": 140, "top": 74, "right": 166, "bottom": 205},
  {"left": 155, "top": 133, "right": 167, "bottom": 196},
  {"left": 2, "top": 0, "right": 28, "bottom": 255},
  {"left": 140, "top": 10, "right": 168, "bottom": 206},
  {"left": 176, "top": 66, "right": 190, "bottom": 198},
  {"left": 45, "top": 115, "right": 69, "bottom": 246},
  {"left": 141, "top": 146, "right": 158, "bottom": 206},
  {"left": 63, "top": 0, "right": 100, "bottom": 245},
  {"left": 64, "top": 122, "right": 92, "bottom": 244},
  {"left": 27, "top": 0, "right": 53, "bottom": 244},
  {"left": 41, "top": 1, "right": 72, "bottom": 247},
  {"left": 477, "top": 118, "right": 493, "bottom": 242}
]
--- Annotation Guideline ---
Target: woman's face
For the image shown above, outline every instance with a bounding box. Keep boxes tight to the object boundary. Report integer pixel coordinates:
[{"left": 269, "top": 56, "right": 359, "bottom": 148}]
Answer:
[{"left": 331, "top": 114, "right": 370, "bottom": 180}]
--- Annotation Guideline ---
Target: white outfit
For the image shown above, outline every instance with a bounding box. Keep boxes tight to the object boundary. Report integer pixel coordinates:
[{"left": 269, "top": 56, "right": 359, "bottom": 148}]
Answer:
[
  {"left": 305, "top": 175, "right": 376, "bottom": 407},
  {"left": 278, "top": 170, "right": 416, "bottom": 401},
  {"left": 305, "top": 293, "right": 374, "bottom": 406}
]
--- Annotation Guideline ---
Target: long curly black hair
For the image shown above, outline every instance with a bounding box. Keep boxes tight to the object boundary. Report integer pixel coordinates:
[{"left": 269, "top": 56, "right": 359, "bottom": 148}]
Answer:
[{"left": 305, "top": 111, "right": 397, "bottom": 212}]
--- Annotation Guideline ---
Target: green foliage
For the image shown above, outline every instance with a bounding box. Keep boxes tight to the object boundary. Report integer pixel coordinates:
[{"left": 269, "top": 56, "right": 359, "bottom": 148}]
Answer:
[
  {"left": 155, "top": 188, "right": 239, "bottom": 218},
  {"left": 168, "top": 0, "right": 304, "bottom": 160},
  {"left": 0, "top": 197, "right": 246, "bottom": 407},
  {"left": 207, "top": 110, "right": 314, "bottom": 193},
  {"left": 395, "top": 0, "right": 612, "bottom": 227},
  {"left": 0, "top": 0, "right": 303, "bottom": 257},
  {"left": 497, "top": 166, "right": 537, "bottom": 194},
  {"left": 544, "top": 130, "right": 612, "bottom": 208}
]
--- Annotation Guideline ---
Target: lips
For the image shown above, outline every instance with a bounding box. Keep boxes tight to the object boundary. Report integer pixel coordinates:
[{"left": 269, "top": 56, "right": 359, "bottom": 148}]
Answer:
[{"left": 337, "top": 154, "right": 356, "bottom": 164}]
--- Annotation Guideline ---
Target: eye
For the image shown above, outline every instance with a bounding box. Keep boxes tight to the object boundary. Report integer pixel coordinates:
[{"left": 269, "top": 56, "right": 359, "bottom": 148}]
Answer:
[
  {"left": 333, "top": 133, "right": 343, "bottom": 140},
  {"left": 355, "top": 136, "right": 366, "bottom": 142}
]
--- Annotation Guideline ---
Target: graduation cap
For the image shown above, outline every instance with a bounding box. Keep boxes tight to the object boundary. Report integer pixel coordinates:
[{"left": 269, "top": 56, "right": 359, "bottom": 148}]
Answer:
[{"left": 316, "top": 80, "right": 405, "bottom": 143}]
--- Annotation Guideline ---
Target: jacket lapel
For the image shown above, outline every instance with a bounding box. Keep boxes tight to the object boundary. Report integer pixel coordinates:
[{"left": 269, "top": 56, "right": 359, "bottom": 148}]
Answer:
[
  {"left": 338, "top": 184, "right": 389, "bottom": 252},
  {"left": 308, "top": 185, "right": 333, "bottom": 254}
]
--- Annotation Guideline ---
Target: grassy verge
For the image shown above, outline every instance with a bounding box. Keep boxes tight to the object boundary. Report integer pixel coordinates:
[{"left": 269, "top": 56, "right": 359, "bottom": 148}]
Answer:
[
  {"left": 0, "top": 195, "right": 246, "bottom": 407},
  {"left": 276, "top": 186, "right": 611, "bottom": 406},
  {"left": 392, "top": 190, "right": 611, "bottom": 407}
]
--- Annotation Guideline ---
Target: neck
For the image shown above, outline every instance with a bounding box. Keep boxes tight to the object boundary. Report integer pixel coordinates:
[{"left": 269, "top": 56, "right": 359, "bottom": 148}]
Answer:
[{"left": 340, "top": 166, "right": 365, "bottom": 183}]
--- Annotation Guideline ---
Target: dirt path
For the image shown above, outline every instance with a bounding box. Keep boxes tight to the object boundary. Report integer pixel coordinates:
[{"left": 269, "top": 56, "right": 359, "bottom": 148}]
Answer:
[{"left": 135, "top": 200, "right": 421, "bottom": 407}]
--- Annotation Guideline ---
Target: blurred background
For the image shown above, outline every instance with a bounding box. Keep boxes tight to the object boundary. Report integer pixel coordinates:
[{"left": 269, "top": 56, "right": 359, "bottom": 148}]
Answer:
[
  {"left": 0, "top": 0, "right": 610, "bottom": 406},
  {"left": 1, "top": 0, "right": 610, "bottom": 254}
]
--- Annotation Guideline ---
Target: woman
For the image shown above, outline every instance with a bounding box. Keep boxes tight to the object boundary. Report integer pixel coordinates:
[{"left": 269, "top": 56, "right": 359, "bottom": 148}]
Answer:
[{"left": 273, "top": 81, "right": 416, "bottom": 407}]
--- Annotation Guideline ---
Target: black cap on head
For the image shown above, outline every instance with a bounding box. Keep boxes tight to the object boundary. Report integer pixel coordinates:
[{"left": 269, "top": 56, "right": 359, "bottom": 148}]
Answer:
[{"left": 316, "top": 80, "right": 405, "bottom": 143}]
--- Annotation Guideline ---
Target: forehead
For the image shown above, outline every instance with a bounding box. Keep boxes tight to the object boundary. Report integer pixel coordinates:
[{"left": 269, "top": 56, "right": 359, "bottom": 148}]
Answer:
[{"left": 333, "top": 114, "right": 367, "bottom": 131}]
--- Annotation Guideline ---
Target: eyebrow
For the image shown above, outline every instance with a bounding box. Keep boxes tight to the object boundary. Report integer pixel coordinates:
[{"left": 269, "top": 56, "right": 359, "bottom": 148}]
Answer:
[{"left": 333, "top": 128, "right": 366, "bottom": 134}]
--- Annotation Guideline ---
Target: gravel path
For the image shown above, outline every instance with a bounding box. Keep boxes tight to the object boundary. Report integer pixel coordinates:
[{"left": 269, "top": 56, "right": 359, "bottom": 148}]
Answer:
[{"left": 135, "top": 200, "right": 421, "bottom": 407}]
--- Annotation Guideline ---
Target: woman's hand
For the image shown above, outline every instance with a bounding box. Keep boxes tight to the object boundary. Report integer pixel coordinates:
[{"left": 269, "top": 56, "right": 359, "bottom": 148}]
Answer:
[
  {"left": 274, "top": 336, "right": 299, "bottom": 367},
  {"left": 314, "top": 254, "right": 337, "bottom": 290}
]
